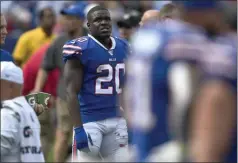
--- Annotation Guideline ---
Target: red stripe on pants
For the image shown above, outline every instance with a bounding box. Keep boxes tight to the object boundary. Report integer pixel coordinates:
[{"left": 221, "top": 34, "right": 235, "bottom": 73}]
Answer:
[{"left": 72, "top": 134, "right": 77, "bottom": 161}]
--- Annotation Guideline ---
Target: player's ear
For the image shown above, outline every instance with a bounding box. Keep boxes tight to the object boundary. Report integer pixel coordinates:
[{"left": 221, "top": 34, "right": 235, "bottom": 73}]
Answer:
[{"left": 87, "top": 22, "right": 90, "bottom": 29}]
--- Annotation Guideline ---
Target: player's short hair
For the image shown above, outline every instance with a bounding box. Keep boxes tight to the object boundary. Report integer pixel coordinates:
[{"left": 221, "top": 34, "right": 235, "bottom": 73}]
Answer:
[
  {"left": 87, "top": 5, "right": 109, "bottom": 21},
  {"left": 159, "top": 3, "right": 179, "bottom": 19}
]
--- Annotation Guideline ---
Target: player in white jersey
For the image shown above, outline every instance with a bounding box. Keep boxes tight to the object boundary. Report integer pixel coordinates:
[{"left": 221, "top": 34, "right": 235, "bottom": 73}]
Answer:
[{"left": 0, "top": 62, "right": 45, "bottom": 162}]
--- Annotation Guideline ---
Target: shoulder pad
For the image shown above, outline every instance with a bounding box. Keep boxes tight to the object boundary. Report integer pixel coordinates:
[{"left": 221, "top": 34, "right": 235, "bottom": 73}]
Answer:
[
  {"left": 201, "top": 39, "right": 237, "bottom": 80},
  {"left": 66, "top": 36, "right": 89, "bottom": 51},
  {"left": 115, "top": 37, "right": 129, "bottom": 46},
  {"left": 115, "top": 37, "right": 131, "bottom": 55},
  {"left": 63, "top": 36, "right": 90, "bottom": 60},
  {"left": 1, "top": 49, "right": 10, "bottom": 55}
]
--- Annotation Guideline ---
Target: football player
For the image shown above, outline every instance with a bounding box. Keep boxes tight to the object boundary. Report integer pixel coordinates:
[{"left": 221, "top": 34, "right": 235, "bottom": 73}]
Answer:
[
  {"left": 63, "top": 6, "right": 129, "bottom": 161},
  {"left": 188, "top": 2, "right": 237, "bottom": 162},
  {"left": 125, "top": 1, "right": 224, "bottom": 162}
]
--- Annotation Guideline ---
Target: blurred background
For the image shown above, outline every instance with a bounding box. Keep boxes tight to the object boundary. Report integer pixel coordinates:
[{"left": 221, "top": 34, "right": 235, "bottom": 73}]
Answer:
[{"left": 1, "top": 0, "right": 170, "bottom": 53}]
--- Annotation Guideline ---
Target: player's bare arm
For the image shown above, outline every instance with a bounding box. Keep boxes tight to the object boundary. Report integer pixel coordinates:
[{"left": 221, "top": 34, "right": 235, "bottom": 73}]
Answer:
[
  {"left": 189, "top": 80, "right": 236, "bottom": 162},
  {"left": 64, "top": 59, "right": 84, "bottom": 127}
]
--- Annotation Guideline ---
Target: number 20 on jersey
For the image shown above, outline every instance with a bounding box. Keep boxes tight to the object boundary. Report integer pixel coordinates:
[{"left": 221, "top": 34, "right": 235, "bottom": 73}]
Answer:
[{"left": 95, "top": 63, "right": 125, "bottom": 95}]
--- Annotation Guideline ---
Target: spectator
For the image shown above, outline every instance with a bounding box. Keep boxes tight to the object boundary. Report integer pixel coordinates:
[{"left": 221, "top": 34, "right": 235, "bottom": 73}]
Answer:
[
  {"left": 22, "top": 43, "right": 60, "bottom": 159},
  {"left": 158, "top": 3, "right": 180, "bottom": 21},
  {"left": 0, "top": 62, "right": 45, "bottom": 162},
  {"left": 22, "top": 43, "right": 59, "bottom": 98},
  {"left": 0, "top": 13, "right": 13, "bottom": 62},
  {"left": 32, "top": 3, "right": 87, "bottom": 162},
  {"left": 12, "top": 7, "right": 56, "bottom": 67},
  {"left": 139, "top": 10, "right": 160, "bottom": 26},
  {"left": 117, "top": 10, "right": 141, "bottom": 41}
]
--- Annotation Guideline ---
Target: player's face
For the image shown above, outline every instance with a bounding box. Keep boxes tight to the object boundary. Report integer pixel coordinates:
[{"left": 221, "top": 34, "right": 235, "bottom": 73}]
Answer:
[
  {"left": 88, "top": 10, "right": 112, "bottom": 39},
  {"left": 0, "top": 15, "right": 8, "bottom": 45}
]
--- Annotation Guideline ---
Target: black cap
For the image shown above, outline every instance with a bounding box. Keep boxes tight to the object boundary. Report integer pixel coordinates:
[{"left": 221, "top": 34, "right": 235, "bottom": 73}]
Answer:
[{"left": 117, "top": 10, "right": 141, "bottom": 28}]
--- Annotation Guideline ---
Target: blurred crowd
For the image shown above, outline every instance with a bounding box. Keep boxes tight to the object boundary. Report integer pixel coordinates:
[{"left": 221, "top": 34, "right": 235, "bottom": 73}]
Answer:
[
  {"left": 0, "top": 0, "right": 237, "bottom": 162},
  {"left": 1, "top": 1, "right": 170, "bottom": 54}
]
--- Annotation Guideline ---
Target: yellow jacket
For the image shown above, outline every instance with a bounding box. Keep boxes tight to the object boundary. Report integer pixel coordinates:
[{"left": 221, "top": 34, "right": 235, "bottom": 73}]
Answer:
[{"left": 13, "top": 27, "right": 56, "bottom": 67}]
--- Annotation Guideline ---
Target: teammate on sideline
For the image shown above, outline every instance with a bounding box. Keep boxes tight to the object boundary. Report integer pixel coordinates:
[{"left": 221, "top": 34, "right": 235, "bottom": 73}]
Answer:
[
  {"left": 189, "top": 2, "right": 237, "bottom": 162},
  {"left": 63, "top": 6, "right": 129, "bottom": 161},
  {"left": 125, "top": 1, "right": 225, "bottom": 162},
  {"left": 1, "top": 62, "right": 45, "bottom": 162},
  {"left": 0, "top": 13, "right": 14, "bottom": 62}
]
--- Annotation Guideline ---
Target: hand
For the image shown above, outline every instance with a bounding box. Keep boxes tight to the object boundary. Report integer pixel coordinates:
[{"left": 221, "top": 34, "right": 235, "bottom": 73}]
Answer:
[
  {"left": 74, "top": 126, "right": 89, "bottom": 150},
  {"left": 34, "top": 103, "right": 48, "bottom": 116}
]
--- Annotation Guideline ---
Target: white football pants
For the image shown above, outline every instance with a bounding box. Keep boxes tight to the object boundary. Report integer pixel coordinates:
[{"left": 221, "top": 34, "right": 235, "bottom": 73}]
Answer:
[{"left": 72, "top": 117, "right": 128, "bottom": 162}]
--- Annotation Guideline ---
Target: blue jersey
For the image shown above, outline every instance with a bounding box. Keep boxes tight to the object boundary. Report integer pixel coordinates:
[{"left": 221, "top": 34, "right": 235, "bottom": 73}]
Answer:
[
  {"left": 201, "top": 33, "right": 237, "bottom": 163},
  {"left": 126, "top": 20, "right": 207, "bottom": 161},
  {"left": 63, "top": 35, "right": 129, "bottom": 123},
  {"left": 0, "top": 49, "right": 13, "bottom": 62}
]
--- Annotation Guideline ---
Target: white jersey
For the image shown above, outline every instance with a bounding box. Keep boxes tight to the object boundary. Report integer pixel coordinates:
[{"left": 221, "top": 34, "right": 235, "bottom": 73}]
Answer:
[{"left": 1, "top": 96, "right": 45, "bottom": 162}]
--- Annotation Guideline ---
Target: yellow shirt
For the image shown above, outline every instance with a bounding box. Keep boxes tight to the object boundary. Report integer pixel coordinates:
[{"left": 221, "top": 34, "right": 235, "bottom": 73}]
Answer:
[{"left": 13, "top": 27, "right": 56, "bottom": 67}]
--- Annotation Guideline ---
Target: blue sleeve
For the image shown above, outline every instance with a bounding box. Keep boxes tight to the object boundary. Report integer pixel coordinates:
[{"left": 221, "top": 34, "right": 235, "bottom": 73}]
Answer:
[
  {"left": 201, "top": 48, "right": 237, "bottom": 88},
  {"left": 0, "top": 50, "right": 13, "bottom": 62},
  {"left": 62, "top": 37, "right": 89, "bottom": 65},
  {"left": 164, "top": 35, "right": 202, "bottom": 64},
  {"left": 62, "top": 40, "right": 83, "bottom": 63}
]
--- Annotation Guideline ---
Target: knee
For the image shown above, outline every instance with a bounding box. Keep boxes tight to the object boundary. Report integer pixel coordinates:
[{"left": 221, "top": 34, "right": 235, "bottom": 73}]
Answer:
[{"left": 115, "top": 129, "right": 128, "bottom": 146}]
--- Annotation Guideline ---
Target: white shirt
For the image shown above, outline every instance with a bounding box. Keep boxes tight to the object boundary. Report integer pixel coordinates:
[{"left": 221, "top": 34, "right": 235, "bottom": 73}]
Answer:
[{"left": 1, "top": 96, "right": 45, "bottom": 162}]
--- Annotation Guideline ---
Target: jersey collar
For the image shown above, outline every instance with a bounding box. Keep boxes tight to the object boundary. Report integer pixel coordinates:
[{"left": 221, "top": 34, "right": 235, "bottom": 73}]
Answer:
[{"left": 88, "top": 34, "right": 116, "bottom": 51}]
